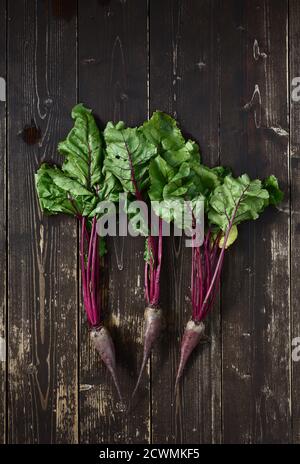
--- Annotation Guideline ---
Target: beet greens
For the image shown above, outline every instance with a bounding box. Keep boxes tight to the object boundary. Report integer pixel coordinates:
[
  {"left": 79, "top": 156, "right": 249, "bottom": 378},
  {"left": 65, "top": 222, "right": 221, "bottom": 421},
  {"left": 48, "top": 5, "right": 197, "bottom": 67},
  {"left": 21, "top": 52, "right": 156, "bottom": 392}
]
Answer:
[
  {"left": 35, "top": 105, "right": 283, "bottom": 403},
  {"left": 144, "top": 113, "right": 283, "bottom": 394},
  {"left": 102, "top": 120, "right": 165, "bottom": 398},
  {"left": 35, "top": 104, "right": 123, "bottom": 399}
]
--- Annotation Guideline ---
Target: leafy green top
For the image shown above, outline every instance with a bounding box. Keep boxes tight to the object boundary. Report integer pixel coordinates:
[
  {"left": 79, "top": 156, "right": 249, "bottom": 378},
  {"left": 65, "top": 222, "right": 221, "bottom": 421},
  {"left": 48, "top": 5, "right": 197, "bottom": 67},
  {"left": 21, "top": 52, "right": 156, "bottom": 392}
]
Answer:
[
  {"left": 58, "top": 104, "right": 102, "bottom": 189},
  {"left": 208, "top": 174, "right": 268, "bottom": 231},
  {"left": 103, "top": 121, "right": 157, "bottom": 198},
  {"left": 143, "top": 112, "right": 283, "bottom": 246},
  {"left": 35, "top": 106, "right": 283, "bottom": 250},
  {"left": 35, "top": 104, "right": 121, "bottom": 220}
]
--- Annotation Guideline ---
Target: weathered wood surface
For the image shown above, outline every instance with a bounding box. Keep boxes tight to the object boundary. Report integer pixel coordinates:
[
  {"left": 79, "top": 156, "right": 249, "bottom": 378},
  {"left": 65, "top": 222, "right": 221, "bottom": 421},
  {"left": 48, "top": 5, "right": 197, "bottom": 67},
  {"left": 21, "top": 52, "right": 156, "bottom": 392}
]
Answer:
[
  {"left": 290, "top": 0, "right": 300, "bottom": 445},
  {"left": 7, "top": 0, "right": 78, "bottom": 443},
  {"left": 0, "top": 0, "right": 6, "bottom": 445},
  {"left": 0, "top": 0, "right": 299, "bottom": 444},
  {"left": 149, "top": 0, "right": 222, "bottom": 444},
  {"left": 220, "top": 0, "right": 290, "bottom": 443},
  {"left": 78, "top": 0, "right": 150, "bottom": 444}
]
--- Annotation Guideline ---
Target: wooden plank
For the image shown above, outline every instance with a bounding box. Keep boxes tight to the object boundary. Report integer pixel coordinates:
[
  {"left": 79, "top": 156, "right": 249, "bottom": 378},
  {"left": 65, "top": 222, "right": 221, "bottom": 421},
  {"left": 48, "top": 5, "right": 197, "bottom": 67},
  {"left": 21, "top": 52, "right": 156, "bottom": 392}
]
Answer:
[
  {"left": 78, "top": 0, "right": 150, "bottom": 443},
  {"left": 149, "top": 0, "right": 222, "bottom": 444},
  {"left": 220, "top": 0, "right": 290, "bottom": 443},
  {"left": 0, "top": 0, "right": 6, "bottom": 445},
  {"left": 290, "top": 0, "right": 300, "bottom": 444},
  {"left": 7, "top": 1, "right": 78, "bottom": 443}
]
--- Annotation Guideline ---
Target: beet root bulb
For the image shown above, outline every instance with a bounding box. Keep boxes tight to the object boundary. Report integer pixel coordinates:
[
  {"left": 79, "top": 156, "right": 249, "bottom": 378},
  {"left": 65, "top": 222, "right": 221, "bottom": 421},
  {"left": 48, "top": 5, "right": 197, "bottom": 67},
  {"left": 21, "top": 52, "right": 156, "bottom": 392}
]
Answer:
[
  {"left": 174, "top": 320, "right": 206, "bottom": 394},
  {"left": 132, "top": 306, "right": 163, "bottom": 399},
  {"left": 90, "top": 325, "right": 122, "bottom": 401}
]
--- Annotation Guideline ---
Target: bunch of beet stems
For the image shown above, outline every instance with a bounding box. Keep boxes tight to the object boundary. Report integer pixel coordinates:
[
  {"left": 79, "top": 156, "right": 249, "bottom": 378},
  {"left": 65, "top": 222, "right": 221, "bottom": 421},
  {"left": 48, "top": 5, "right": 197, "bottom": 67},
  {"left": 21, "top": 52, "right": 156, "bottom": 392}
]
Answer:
[
  {"left": 174, "top": 190, "right": 248, "bottom": 393},
  {"left": 80, "top": 215, "right": 122, "bottom": 401},
  {"left": 145, "top": 218, "right": 163, "bottom": 308},
  {"left": 125, "top": 149, "right": 164, "bottom": 397},
  {"left": 132, "top": 217, "right": 163, "bottom": 398}
]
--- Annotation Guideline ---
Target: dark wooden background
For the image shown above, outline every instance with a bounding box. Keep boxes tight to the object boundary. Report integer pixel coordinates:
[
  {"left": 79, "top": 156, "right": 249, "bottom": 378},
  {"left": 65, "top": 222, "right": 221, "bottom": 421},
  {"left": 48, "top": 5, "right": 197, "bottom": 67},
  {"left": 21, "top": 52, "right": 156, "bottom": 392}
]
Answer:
[{"left": 0, "top": 0, "right": 298, "bottom": 444}]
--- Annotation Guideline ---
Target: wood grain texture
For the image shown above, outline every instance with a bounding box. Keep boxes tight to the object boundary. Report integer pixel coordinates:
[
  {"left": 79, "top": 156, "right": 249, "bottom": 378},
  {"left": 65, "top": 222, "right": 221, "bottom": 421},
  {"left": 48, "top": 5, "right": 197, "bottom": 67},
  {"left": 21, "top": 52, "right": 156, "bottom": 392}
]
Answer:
[
  {"left": 78, "top": 0, "right": 150, "bottom": 444},
  {"left": 0, "top": 0, "right": 6, "bottom": 445},
  {"left": 220, "top": 0, "right": 290, "bottom": 443},
  {"left": 7, "top": 0, "right": 78, "bottom": 443},
  {"left": 0, "top": 0, "right": 297, "bottom": 444},
  {"left": 149, "top": 0, "right": 222, "bottom": 444},
  {"left": 290, "top": 0, "right": 300, "bottom": 444}
]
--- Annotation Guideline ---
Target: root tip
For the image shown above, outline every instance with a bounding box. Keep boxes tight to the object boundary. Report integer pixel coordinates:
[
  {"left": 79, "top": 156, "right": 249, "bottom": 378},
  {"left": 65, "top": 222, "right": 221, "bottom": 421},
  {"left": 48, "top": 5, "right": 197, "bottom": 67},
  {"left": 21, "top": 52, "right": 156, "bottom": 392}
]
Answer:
[{"left": 131, "top": 354, "right": 148, "bottom": 400}]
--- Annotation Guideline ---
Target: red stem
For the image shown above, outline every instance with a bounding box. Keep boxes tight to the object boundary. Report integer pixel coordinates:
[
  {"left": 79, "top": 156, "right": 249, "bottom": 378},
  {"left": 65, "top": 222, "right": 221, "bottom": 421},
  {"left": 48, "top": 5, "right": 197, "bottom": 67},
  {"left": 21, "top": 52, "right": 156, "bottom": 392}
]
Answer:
[
  {"left": 210, "top": 233, "right": 221, "bottom": 266},
  {"left": 204, "top": 230, "right": 211, "bottom": 296},
  {"left": 191, "top": 247, "right": 195, "bottom": 311},
  {"left": 196, "top": 247, "right": 203, "bottom": 319},
  {"left": 148, "top": 238, "right": 154, "bottom": 303},
  {"left": 145, "top": 260, "right": 149, "bottom": 303},
  {"left": 200, "top": 230, "right": 229, "bottom": 313},
  {"left": 145, "top": 217, "right": 163, "bottom": 307},
  {"left": 80, "top": 217, "right": 95, "bottom": 325},
  {"left": 152, "top": 218, "right": 163, "bottom": 305},
  {"left": 80, "top": 216, "right": 102, "bottom": 327},
  {"left": 80, "top": 218, "right": 89, "bottom": 315},
  {"left": 95, "top": 237, "right": 100, "bottom": 313},
  {"left": 83, "top": 220, "right": 90, "bottom": 242},
  {"left": 192, "top": 235, "right": 200, "bottom": 320},
  {"left": 91, "top": 222, "right": 98, "bottom": 324},
  {"left": 122, "top": 134, "right": 165, "bottom": 310},
  {"left": 203, "top": 262, "right": 222, "bottom": 318},
  {"left": 200, "top": 186, "right": 249, "bottom": 316},
  {"left": 191, "top": 186, "right": 250, "bottom": 321}
]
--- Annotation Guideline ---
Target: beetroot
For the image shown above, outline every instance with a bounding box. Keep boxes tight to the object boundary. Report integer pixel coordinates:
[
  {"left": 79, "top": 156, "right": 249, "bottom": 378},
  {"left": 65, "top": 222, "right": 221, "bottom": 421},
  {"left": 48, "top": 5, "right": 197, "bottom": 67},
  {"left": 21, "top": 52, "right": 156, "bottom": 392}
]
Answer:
[
  {"left": 174, "top": 320, "right": 205, "bottom": 394},
  {"left": 132, "top": 218, "right": 164, "bottom": 399},
  {"left": 90, "top": 326, "right": 122, "bottom": 401},
  {"left": 132, "top": 306, "right": 163, "bottom": 399}
]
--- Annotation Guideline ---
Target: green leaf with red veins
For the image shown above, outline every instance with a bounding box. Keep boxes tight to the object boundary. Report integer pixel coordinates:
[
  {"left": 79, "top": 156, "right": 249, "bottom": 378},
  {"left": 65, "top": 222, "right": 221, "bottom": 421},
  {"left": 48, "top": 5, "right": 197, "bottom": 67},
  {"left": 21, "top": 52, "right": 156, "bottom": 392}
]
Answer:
[
  {"left": 208, "top": 174, "right": 270, "bottom": 232},
  {"left": 58, "top": 103, "right": 102, "bottom": 190},
  {"left": 263, "top": 175, "right": 284, "bottom": 206},
  {"left": 103, "top": 121, "right": 157, "bottom": 198}
]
